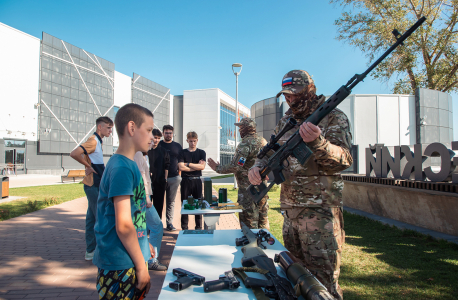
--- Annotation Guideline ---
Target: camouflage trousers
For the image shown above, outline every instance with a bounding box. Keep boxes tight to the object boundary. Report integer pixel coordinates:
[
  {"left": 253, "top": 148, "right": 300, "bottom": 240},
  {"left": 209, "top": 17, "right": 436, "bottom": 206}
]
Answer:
[
  {"left": 282, "top": 205, "right": 344, "bottom": 300},
  {"left": 239, "top": 197, "right": 269, "bottom": 230}
]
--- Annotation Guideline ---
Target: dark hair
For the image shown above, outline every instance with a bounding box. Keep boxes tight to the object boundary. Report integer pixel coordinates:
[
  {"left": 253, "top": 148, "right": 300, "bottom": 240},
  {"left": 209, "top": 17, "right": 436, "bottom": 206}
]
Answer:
[
  {"left": 152, "top": 128, "right": 162, "bottom": 137},
  {"left": 163, "top": 125, "right": 174, "bottom": 132},
  {"left": 96, "top": 116, "right": 113, "bottom": 126},
  {"left": 114, "top": 103, "right": 154, "bottom": 137}
]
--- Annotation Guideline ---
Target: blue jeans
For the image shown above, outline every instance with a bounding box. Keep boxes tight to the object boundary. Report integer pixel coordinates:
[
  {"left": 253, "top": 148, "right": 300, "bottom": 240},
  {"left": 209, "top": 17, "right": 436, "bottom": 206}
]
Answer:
[
  {"left": 146, "top": 200, "right": 163, "bottom": 263},
  {"left": 84, "top": 185, "right": 99, "bottom": 253}
]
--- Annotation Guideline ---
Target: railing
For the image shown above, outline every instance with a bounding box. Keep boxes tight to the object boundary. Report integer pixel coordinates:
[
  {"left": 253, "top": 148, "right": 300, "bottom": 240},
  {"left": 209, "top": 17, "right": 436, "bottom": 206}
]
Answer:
[
  {"left": 0, "top": 164, "right": 24, "bottom": 176},
  {"left": 342, "top": 174, "right": 458, "bottom": 194}
]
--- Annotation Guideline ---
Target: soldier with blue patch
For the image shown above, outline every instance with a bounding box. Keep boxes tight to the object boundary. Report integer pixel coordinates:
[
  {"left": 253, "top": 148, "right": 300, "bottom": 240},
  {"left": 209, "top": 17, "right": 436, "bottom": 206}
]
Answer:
[{"left": 208, "top": 117, "right": 270, "bottom": 229}]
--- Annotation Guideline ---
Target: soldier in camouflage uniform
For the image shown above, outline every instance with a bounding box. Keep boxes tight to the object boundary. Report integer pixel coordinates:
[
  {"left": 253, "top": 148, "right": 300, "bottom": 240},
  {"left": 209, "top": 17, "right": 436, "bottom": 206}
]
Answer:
[
  {"left": 208, "top": 118, "right": 270, "bottom": 230},
  {"left": 248, "top": 70, "right": 353, "bottom": 300}
]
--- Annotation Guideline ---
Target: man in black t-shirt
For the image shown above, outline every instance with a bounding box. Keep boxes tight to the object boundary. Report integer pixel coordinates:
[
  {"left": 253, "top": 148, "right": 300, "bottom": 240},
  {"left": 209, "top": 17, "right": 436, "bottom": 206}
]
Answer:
[
  {"left": 147, "top": 129, "right": 170, "bottom": 219},
  {"left": 159, "top": 125, "right": 183, "bottom": 232},
  {"left": 178, "top": 131, "right": 206, "bottom": 230}
]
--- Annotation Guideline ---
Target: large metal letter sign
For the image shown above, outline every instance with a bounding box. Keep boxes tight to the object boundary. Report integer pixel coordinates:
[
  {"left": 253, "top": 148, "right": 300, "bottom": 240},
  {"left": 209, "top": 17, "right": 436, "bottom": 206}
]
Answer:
[
  {"left": 366, "top": 143, "right": 457, "bottom": 182},
  {"left": 423, "top": 143, "right": 455, "bottom": 182}
]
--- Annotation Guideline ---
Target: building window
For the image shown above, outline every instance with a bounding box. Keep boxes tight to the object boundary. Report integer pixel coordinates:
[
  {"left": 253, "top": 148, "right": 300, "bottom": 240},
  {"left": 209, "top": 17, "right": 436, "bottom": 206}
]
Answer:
[
  {"left": 219, "top": 103, "right": 249, "bottom": 166},
  {"left": 4, "top": 140, "right": 26, "bottom": 148}
]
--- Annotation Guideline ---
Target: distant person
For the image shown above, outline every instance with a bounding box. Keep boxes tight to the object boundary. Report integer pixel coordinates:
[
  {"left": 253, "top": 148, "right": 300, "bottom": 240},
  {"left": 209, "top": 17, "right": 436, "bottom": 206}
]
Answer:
[
  {"left": 147, "top": 129, "right": 170, "bottom": 219},
  {"left": 93, "top": 103, "right": 153, "bottom": 299},
  {"left": 208, "top": 118, "right": 269, "bottom": 229},
  {"left": 159, "top": 125, "right": 182, "bottom": 232},
  {"left": 134, "top": 150, "right": 167, "bottom": 271},
  {"left": 178, "top": 131, "right": 206, "bottom": 230},
  {"left": 70, "top": 116, "right": 113, "bottom": 261}
]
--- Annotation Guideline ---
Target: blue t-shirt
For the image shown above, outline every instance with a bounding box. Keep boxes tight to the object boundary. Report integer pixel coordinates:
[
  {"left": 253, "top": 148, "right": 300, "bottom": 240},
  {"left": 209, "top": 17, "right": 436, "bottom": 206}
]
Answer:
[{"left": 93, "top": 154, "right": 150, "bottom": 270}]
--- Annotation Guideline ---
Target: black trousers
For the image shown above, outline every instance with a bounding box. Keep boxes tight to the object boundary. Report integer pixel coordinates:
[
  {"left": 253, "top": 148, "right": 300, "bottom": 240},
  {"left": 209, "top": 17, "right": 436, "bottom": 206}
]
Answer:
[
  {"left": 181, "top": 177, "right": 202, "bottom": 230},
  {"left": 152, "top": 181, "right": 166, "bottom": 219}
]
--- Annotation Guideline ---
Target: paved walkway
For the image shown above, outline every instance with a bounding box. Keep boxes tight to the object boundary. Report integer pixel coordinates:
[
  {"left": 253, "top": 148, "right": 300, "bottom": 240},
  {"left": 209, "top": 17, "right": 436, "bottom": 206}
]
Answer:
[{"left": 0, "top": 188, "right": 240, "bottom": 300}]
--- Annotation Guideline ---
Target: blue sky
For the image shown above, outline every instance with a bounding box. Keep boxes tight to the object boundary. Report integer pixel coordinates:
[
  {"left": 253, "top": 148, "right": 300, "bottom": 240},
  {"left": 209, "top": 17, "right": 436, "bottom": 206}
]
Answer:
[{"left": 1, "top": 0, "right": 456, "bottom": 138}]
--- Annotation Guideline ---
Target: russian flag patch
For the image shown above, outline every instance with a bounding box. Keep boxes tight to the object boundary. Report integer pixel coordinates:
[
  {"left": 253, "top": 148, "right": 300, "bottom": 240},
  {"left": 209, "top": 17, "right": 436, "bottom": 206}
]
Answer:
[
  {"left": 237, "top": 157, "right": 246, "bottom": 166},
  {"left": 282, "top": 77, "right": 293, "bottom": 86}
]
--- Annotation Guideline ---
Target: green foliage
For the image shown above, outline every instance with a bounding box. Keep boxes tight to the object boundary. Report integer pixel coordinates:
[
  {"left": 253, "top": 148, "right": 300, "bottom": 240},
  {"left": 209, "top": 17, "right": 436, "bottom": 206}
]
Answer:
[
  {"left": 331, "top": 0, "right": 458, "bottom": 94},
  {"left": 211, "top": 174, "right": 234, "bottom": 179},
  {"left": 25, "top": 200, "right": 40, "bottom": 212},
  {"left": 0, "top": 183, "right": 85, "bottom": 221}
]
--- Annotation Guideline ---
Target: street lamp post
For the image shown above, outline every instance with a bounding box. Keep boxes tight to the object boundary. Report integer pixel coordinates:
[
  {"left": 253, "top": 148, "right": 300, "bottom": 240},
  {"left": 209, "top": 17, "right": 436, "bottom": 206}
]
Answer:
[{"left": 232, "top": 63, "right": 242, "bottom": 189}]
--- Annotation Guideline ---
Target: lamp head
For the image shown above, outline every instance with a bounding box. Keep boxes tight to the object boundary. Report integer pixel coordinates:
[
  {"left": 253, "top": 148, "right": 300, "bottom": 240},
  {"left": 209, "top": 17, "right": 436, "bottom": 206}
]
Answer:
[{"left": 232, "top": 63, "right": 243, "bottom": 75}]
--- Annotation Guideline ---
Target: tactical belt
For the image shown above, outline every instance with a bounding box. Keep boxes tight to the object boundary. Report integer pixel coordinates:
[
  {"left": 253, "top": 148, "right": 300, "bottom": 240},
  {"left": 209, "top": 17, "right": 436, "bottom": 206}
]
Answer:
[{"left": 232, "top": 267, "right": 270, "bottom": 300}]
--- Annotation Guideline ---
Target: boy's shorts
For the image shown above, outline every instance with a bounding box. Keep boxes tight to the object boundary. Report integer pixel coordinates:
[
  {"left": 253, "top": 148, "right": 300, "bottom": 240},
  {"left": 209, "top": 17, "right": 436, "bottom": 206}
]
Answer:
[{"left": 96, "top": 266, "right": 139, "bottom": 300}]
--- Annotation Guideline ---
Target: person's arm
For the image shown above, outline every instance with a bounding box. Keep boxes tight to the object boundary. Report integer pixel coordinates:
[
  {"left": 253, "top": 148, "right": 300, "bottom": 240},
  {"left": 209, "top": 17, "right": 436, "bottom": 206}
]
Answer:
[
  {"left": 113, "top": 195, "right": 150, "bottom": 292},
  {"left": 164, "top": 150, "right": 170, "bottom": 181},
  {"left": 71, "top": 137, "right": 97, "bottom": 175},
  {"left": 178, "top": 162, "right": 193, "bottom": 172},
  {"left": 305, "top": 111, "right": 353, "bottom": 172},
  {"left": 188, "top": 150, "right": 206, "bottom": 170},
  {"left": 70, "top": 147, "right": 92, "bottom": 169}
]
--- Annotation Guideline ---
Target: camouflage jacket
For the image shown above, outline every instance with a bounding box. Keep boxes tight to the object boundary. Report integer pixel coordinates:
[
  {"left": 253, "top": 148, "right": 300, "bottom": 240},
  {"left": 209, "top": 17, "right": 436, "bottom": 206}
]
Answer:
[
  {"left": 254, "top": 96, "right": 353, "bottom": 208},
  {"left": 216, "top": 134, "right": 268, "bottom": 205}
]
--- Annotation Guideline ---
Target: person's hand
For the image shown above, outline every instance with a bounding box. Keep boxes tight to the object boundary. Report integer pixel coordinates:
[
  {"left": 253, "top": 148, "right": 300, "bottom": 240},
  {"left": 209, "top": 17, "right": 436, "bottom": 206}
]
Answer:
[
  {"left": 146, "top": 198, "right": 152, "bottom": 208},
  {"left": 85, "top": 166, "right": 97, "bottom": 176},
  {"left": 149, "top": 243, "right": 156, "bottom": 259},
  {"left": 207, "top": 158, "right": 219, "bottom": 171},
  {"left": 248, "top": 167, "right": 269, "bottom": 185},
  {"left": 135, "top": 264, "right": 151, "bottom": 292},
  {"left": 299, "top": 122, "right": 321, "bottom": 143}
]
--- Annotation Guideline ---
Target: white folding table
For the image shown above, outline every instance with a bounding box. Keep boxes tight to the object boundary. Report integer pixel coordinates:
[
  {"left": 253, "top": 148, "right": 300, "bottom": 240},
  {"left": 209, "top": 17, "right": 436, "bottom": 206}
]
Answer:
[
  {"left": 157, "top": 229, "right": 289, "bottom": 300},
  {"left": 180, "top": 199, "right": 243, "bottom": 230}
]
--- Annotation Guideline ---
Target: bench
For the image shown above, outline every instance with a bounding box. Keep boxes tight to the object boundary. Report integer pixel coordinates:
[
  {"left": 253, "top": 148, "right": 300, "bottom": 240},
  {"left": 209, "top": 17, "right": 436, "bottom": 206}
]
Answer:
[{"left": 61, "top": 170, "right": 86, "bottom": 183}]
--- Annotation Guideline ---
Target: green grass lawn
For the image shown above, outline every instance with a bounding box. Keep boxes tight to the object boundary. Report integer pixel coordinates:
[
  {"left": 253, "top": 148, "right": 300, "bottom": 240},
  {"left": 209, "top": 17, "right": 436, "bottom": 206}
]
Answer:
[
  {"left": 0, "top": 183, "right": 85, "bottom": 221},
  {"left": 211, "top": 174, "right": 234, "bottom": 179},
  {"left": 214, "top": 184, "right": 458, "bottom": 299}
]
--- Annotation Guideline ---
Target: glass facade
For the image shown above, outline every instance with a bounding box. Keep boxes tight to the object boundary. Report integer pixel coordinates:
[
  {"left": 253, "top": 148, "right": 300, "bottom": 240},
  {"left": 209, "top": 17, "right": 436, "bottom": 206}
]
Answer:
[
  {"left": 132, "top": 73, "right": 170, "bottom": 131},
  {"left": 219, "top": 103, "right": 249, "bottom": 165},
  {"left": 39, "top": 32, "right": 114, "bottom": 154}
]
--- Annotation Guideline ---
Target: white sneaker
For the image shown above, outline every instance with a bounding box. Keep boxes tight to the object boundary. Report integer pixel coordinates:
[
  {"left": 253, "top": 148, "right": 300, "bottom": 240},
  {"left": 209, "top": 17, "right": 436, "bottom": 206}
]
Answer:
[{"left": 85, "top": 251, "right": 94, "bottom": 261}]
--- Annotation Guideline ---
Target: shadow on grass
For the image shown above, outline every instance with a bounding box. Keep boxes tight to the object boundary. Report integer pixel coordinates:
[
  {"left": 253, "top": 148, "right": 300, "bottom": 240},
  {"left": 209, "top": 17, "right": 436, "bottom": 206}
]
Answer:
[{"left": 341, "top": 211, "right": 458, "bottom": 299}]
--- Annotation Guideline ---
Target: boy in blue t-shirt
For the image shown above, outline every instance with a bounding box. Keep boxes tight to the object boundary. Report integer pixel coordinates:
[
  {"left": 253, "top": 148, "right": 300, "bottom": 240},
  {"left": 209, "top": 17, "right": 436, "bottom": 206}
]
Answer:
[{"left": 93, "top": 103, "right": 155, "bottom": 300}]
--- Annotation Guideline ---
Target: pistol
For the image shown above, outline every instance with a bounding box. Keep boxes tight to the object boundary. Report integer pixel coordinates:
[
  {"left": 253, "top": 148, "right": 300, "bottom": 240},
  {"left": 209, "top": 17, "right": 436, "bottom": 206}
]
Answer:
[
  {"left": 203, "top": 270, "right": 240, "bottom": 292},
  {"left": 169, "top": 268, "right": 205, "bottom": 291}
]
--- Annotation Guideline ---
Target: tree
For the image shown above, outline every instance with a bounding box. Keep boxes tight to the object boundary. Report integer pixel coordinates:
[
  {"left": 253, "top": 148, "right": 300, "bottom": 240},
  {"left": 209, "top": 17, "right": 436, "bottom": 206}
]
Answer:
[{"left": 331, "top": 0, "right": 458, "bottom": 94}]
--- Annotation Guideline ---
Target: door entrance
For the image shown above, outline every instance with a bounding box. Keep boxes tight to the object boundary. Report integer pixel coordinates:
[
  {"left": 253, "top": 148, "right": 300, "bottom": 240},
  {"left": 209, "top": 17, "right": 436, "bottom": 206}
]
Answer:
[{"left": 3, "top": 140, "right": 26, "bottom": 175}]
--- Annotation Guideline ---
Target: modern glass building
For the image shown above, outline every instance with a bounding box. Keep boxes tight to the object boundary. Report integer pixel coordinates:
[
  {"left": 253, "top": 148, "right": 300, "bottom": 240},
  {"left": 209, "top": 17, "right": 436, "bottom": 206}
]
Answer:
[
  {"left": 39, "top": 32, "right": 115, "bottom": 156},
  {"left": 219, "top": 103, "right": 249, "bottom": 165},
  {"left": 0, "top": 22, "right": 172, "bottom": 174},
  {"left": 174, "top": 88, "right": 251, "bottom": 169}
]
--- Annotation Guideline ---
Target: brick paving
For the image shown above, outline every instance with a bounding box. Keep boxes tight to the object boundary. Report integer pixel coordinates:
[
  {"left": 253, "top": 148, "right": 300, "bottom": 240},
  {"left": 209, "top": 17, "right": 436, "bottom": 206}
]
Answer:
[{"left": 0, "top": 187, "right": 240, "bottom": 300}]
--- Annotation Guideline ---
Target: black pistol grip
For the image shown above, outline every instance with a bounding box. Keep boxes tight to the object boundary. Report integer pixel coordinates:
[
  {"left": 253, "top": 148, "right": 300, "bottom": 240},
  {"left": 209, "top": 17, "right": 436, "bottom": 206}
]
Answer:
[
  {"left": 203, "top": 280, "right": 228, "bottom": 292},
  {"left": 169, "top": 276, "right": 194, "bottom": 291},
  {"left": 244, "top": 277, "right": 272, "bottom": 288},
  {"left": 247, "top": 182, "right": 269, "bottom": 204}
]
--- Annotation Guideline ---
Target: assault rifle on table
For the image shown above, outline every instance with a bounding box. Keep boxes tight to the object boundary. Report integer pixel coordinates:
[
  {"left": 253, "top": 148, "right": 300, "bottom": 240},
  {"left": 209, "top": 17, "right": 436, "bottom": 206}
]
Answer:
[
  {"left": 234, "top": 222, "right": 296, "bottom": 299},
  {"left": 274, "top": 251, "right": 335, "bottom": 300},
  {"left": 248, "top": 16, "right": 426, "bottom": 204}
]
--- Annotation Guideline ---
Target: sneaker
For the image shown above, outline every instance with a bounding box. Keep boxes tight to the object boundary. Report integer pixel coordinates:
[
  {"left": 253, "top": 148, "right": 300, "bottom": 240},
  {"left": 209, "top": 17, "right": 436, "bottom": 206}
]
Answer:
[
  {"left": 148, "top": 260, "right": 168, "bottom": 271},
  {"left": 166, "top": 224, "right": 177, "bottom": 231},
  {"left": 85, "top": 251, "right": 94, "bottom": 261}
]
